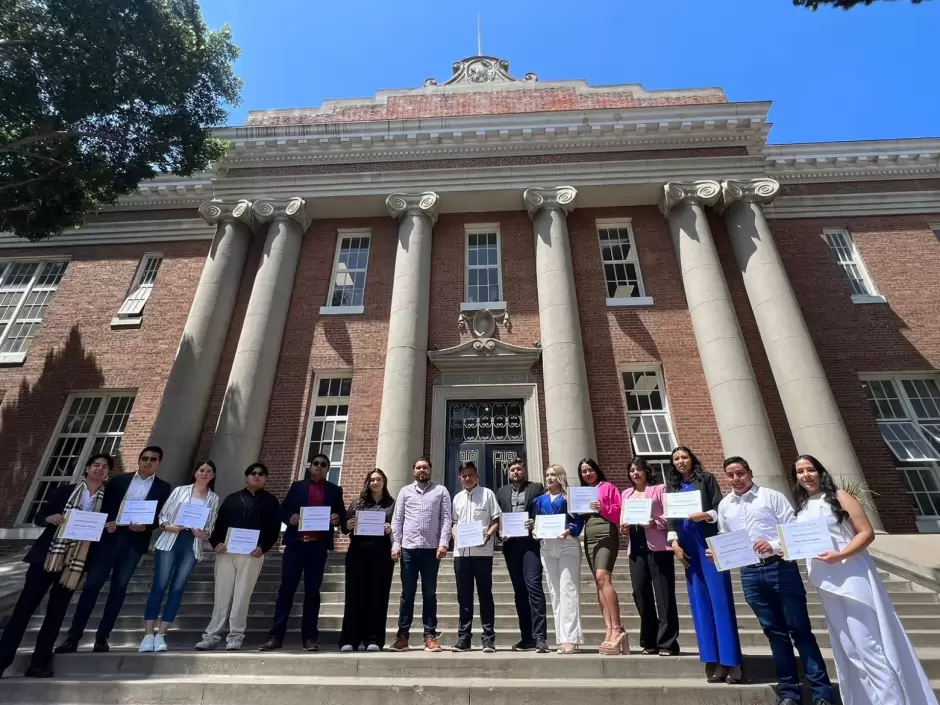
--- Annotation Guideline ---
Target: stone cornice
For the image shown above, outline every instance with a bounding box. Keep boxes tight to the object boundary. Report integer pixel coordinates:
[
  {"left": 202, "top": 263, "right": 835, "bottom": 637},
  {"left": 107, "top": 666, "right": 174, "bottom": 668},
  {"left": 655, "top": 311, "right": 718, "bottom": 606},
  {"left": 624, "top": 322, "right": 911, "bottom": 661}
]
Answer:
[
  {"left": 0, "top": 218, "right": 213, "bottom": 249},
  {"left": 523, "top": 186, "right": 577, "bottom": 218},
  {"left": 427, "top": 337, "right": 541, "bottom": 372},
  {"left": 198, "top": 199, "right": 253, "bottom": 227},
  {"left": 717, "top": 178, "right": 780, "bottom": 213},
  {"left": 765, "top": 190, "right": 940, "bottom": 219},
  {"left": 385, "top": 192, "right": 440, "bottom": 225},
  {"left": 252, "top": 198, "right": 308, "bottom": 229},
  {"left": 765, "top": 138, "right": 940, "bottom": 182},
  {"left": 659, "top": 181, "right": 721, "bottom": 216}
]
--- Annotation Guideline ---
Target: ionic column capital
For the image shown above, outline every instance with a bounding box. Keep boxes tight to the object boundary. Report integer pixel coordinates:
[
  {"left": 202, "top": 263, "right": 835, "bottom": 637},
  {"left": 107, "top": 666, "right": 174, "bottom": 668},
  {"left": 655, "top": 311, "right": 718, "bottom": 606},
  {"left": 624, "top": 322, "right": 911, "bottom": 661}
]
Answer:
[
  {"left": 523, "top": 186, "right": 577, "bottom": 219},
  {"left": 718, "top": 178, "right": 781, "bottom": 213},
  {"left": 198, "top": 199, "right": 253, "bottom": 227},
  {"left": 386, "top": 192, "right": 440, "bottom": 225},
  {"left": 252, "top": 197, "right": 308, "bottom": 229},
  {"left": 659, "top": 181, "right": 721, "bottom": 217}
]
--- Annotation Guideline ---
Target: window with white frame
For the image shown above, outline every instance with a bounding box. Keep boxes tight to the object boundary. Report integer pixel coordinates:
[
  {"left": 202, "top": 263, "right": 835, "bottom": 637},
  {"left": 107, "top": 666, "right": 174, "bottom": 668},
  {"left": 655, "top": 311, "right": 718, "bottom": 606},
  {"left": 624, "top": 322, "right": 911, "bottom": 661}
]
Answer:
[
  {"left": 114, "top": 254, "right": 162, "bottom": 324},
  {"left": 824, "top": 229, "right": 880, "bottom": 300},
  {"left": 863, "top": 376, "right": 940, "bottom": 520},
  {"left": 621, "top": 368, "right": 677, "bottom": 481},
  {"left": 324, "top": 232, "right": 370, "bottom": 312},
  {"left": 0, "top": 260, "right": 67, "bottom": 362},
  {"left": 303, "top": 376, "right": 352, "bottom": 484},
  {"left": 464, "top": 227, "right": 503, "bottom": 307},
  {"left": 19, "top": 391, "right": 135, "bottom": 524},
  {"left": 597, "top": 221, "right": 651, "bottom": 305}
]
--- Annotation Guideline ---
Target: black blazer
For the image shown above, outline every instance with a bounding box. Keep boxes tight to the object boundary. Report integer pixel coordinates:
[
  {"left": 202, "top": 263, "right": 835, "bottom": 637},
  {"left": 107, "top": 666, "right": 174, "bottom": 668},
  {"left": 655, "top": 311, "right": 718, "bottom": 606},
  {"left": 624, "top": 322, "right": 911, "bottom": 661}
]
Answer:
[
  {"left": 280, "top": 479, "right": 346, "bottom": 550},
  {"left": 496, "top": 482, "right": 545, "bottom": 524},
  {"left": 23, "top": 483, "right": 77, "bottom": 565},
  {"left": 100, "top": 472, "right": 172, "bottom": 554},
  {"left": 665, "top": 471, "right": 724, "bottom": 540}
]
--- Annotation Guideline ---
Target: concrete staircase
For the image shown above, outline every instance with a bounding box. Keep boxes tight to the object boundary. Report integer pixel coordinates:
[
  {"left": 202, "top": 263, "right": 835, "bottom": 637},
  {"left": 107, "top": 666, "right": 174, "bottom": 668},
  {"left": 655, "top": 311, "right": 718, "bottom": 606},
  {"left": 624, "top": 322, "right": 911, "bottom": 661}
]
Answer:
[{"left": 3, "top": 553, "right": 940, "bottom": 704}]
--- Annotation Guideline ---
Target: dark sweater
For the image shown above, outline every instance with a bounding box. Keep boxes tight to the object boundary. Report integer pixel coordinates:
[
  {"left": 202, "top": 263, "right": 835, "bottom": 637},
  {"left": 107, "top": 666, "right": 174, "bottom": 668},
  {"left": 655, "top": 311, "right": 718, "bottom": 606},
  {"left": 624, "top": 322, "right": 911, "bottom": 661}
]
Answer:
[{"left": 209, "top": 488, "right": 282, "bottom": 553}]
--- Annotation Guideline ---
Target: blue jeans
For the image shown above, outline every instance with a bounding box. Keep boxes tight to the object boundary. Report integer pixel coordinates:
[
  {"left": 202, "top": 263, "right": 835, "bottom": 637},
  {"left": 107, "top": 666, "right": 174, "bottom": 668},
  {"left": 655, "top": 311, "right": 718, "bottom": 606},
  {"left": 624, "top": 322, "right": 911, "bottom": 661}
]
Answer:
[
  {"left": 144, "top": 532, "right": 198, "bottom": 623},
  {"left": 397, "top": 548, "right": 440, "bottom": 638},
  {"left": 741, "top": 559, "right": 834, "bottom": 703}
]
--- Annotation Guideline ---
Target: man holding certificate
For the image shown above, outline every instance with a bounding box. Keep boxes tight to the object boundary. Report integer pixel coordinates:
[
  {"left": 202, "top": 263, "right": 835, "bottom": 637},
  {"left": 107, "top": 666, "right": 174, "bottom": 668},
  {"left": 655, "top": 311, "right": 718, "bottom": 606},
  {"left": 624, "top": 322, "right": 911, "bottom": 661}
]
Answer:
[
  {"left": 450, "top": 461, "right": 501, "bottom": 652},
  {"left": 714, "top": 456, "right": 834, "bottom": 705},
  {"left": 259, "top": 453, "right": 346, "bottom": 652}
]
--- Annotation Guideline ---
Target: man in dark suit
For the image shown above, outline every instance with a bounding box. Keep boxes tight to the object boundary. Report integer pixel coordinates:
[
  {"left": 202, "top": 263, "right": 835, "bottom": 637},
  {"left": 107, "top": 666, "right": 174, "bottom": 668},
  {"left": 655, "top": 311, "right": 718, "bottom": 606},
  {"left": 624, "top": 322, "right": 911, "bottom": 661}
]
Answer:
[
  {"left": 259, "top": 453, "right": 346, "bottom": 651},
  {"left": 56, "top": 446, "right": 172, "bottom": 653},
  {"left": 495, "top": 457, "right": 548, "bottom": 653}
]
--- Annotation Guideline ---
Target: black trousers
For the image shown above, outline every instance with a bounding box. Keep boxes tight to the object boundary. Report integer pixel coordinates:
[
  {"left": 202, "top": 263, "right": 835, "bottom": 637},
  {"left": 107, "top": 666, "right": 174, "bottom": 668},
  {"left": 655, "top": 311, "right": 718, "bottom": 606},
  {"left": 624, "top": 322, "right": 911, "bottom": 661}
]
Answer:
[
  {"left": 268, "top": 541, "right": 329, "bottom": 643},
  {"left": 502, "top": 537, "right": 547, "bottom": 643},
  {"left": 629, "top": 547, "right": 679, "bottom": 653},
  {"left": 454, "top": 556, "right": 494, "bottom": 642},
  {"left": 0, "top": 562, "right": 75, "bottom": 673},
  {"left": 338, "top": 540, "right": 394, "bottom": 649}
]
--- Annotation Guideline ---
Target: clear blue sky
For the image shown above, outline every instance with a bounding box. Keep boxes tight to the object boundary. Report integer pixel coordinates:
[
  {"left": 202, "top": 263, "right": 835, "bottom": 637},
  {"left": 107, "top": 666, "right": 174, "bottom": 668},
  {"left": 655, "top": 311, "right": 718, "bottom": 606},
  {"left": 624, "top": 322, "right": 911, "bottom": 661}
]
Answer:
[{"left": 199, "top": 0, "right": 939, "bottom": 145}]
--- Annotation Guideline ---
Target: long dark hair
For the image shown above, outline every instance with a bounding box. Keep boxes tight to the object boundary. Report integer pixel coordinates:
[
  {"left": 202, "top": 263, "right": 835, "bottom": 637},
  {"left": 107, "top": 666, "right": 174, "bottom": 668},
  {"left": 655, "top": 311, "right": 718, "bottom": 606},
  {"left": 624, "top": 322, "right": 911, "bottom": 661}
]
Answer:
[
  {"left": 668, "top": 445, "right": 704, "bottom": 491},
  {"left": 358, "top": 468, "right": 393, "bottom": 508},
  {"left": 628, "top": 456, "right": 656, "bottom": 488},
  {"left": 189, "top": 459, "right": 217, "bottom": 492},
  {"left": 578, "top": 457, "right": 607, "bottom": 486},
  {"left": 789, "top": 454, "right": 849, "bottom": 524}
]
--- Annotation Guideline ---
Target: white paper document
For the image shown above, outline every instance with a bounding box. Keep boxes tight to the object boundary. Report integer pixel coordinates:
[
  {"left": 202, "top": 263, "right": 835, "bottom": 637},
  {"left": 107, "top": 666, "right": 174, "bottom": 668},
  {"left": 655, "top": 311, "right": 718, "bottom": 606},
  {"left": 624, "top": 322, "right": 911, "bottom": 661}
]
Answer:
[
  {"left": 225, "top": 528, "right": 260, "bottom": 555},
  {"left": 300, "top": 506, "right": 331, "bottom": 532},
  {"left": 568, "top": 486, "right": 599, "bottom": 514},
  {"left": 354, "top": 509, "right": 387, "bottom": 537},
  {"left": 620, "top": 499, "right": 653, "bottom": 526},
  {"left": 116, "top": 500, "right": 158, "bottom": 526},
  {"left": 500, "top": 513, "right": 529, "bottom": 538},
  {"left": 455, "top": 520, "right": 485, "bottom": 549},
  {"left": 60, "top": 509, "right": 107, "bottom": 542},
  {"left": 779, "top": 518, "right": 836, "bottom": 561},
  {"left": 533, "top": 514, "right": 567, "bottom": 540},
  {"left": 663, "top": 490, "right": 703, "bottom": 518},
  {"left": 174, "top": 502, "right": 211, "bottom": 530},
  {"left": 706, "top": 529, "right": 760, "bottom": 572}
]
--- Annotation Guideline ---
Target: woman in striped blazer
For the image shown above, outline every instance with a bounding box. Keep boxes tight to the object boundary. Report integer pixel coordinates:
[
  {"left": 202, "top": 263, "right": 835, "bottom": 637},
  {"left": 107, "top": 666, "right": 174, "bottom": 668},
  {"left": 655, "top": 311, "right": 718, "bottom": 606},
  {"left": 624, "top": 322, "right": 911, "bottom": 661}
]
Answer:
[{"left": 139, "top": 460, "right": 220, "bottom": 652}]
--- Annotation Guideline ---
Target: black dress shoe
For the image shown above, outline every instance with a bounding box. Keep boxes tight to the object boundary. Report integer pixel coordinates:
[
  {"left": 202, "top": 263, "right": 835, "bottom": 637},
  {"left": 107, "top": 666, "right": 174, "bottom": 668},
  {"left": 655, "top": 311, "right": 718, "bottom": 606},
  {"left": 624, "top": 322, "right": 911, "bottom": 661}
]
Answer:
[
  {"left": 777, "top": 699, "right": 799, "bottom": 705},
  {"left": 535, "top": 640, "right": 550, "bottom": 653},
  {"left": 452, "top": 639, "right": 471, "bottom": 652},
  {"left": 24, "top": 666, "right": 54, "bottom": 678},
  {"left": 814, "top": 700, "right": 835, "bottom": 705},
  {"left": 92, "top": 640, "right": 109, "bottom": 653},
  {"left": 53, "top": 638, "right": 78, "bottom": 654},
  {"left": 511, "top": 640, "right": 536, "bottom": 652}
]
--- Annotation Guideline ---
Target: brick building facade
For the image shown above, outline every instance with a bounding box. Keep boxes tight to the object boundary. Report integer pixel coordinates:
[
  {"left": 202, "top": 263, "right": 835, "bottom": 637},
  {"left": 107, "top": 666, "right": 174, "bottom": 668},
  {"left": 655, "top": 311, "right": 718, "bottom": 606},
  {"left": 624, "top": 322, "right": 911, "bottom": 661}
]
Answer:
[{"left": 0, "top": 56, "right": 938, "bottom": 539}]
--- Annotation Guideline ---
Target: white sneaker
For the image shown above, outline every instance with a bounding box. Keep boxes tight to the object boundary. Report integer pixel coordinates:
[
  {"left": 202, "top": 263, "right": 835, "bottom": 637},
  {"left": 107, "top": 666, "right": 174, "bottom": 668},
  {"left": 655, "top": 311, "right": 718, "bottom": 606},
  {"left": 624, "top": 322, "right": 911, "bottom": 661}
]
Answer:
[
  {"left": 225, "top": 637, "right": 244, "bottom": 651},
  {"left": 366, "top": 644, "right": 380, "bottom": 652},
  {"left": 138, "top": 634, "right": 155, "bottom": 653},
  {"left": 194, "top": 638, "right": 217, "bottom": 651},
  {"left": 153, "top": 634, "right": 168, "bottom": 652},
  {"left": 340, "top": 644, "right": 354, "bottom": 652}
]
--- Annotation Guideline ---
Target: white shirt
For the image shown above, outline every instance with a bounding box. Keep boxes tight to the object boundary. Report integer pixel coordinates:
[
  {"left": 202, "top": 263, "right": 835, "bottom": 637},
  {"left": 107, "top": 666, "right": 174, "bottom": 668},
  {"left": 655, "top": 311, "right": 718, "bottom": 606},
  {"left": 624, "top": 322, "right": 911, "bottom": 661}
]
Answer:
[
  {"left": 717, "top": 484, "right": 795, "bottom": 557},
  {"left": 80, "top": 487, "right": 96, "bottom": 512},
  {"left": 452, "top": 485, "right": 501, "bottom": 557},
  {"left": 126, "top": 472, "right": 156, "bottom": 502}
]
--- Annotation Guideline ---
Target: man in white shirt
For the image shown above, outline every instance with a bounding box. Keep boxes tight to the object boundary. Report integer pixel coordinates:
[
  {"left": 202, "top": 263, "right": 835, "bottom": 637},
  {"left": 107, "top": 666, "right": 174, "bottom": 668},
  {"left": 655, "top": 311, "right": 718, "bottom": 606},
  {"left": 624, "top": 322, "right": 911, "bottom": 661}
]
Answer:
[
  {"left": 714, "top": 456, "right": 834, "bottom": 705},
  {"left": 451, "top": 461, "right": 501, "bottom": 652}
]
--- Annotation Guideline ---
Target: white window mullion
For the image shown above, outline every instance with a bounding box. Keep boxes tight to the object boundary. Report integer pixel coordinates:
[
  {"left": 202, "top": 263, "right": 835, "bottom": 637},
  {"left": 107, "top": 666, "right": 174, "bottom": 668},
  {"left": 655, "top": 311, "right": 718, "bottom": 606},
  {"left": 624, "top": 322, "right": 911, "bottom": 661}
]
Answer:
[
  {"left": 621, "top": 367, "right": 677, "bottom": 457},
  {"left": 597, "top": 219, "right": 653, "bottom": 308},
  {"left": 0, "top": 266, "right": 40, "bottom": 353},
  {"left": 115, "top": 254, "right": 162, "bottom": 322},
  {"left": 302, "top": 375, "right": 352, "bottom": 485},
  {"left": 462, "top": 225, "right": 505, "bottom": 310},
  {"left": 824, "top": 229, "right": 882, "bottom": 303},
  {"left": 322, "top": 231, "right": 371, "bottom": 315}
]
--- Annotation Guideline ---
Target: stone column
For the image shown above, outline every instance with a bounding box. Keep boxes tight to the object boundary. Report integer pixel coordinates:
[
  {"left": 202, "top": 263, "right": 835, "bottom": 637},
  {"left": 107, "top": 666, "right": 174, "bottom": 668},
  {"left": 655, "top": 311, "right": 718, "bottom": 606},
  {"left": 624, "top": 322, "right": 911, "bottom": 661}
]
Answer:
[
  {"left": 149, "top": 200, "right": 253, "bottom": 487},
  {"left": 210, "top": 197, "right": 307, "bottom": 497},
  {"left": 375, "top": 192, "right": 439, "bottom": 495},
  {"left": 524, "top": 186, "right": 596, "bottom": 485},
  {"left": 660, "top": 182, "right": 786, "bottom": 494},
  {"left": 719, "top": 178, "right": 882, "bottom": 527}
]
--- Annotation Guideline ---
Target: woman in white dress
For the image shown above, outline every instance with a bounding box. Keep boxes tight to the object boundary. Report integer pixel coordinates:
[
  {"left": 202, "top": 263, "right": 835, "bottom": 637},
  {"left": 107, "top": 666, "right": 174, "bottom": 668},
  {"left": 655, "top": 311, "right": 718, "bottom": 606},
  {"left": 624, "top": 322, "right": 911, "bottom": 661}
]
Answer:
[{"left": 790, "top": 454, "right": 938, "bottom": 705}]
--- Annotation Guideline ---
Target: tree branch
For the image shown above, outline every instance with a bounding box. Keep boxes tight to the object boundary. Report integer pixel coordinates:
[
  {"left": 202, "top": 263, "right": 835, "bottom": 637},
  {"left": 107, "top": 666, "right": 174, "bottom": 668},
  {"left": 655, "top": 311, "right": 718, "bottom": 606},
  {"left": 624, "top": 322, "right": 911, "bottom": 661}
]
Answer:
[
  {"left": 0, "top": 132, "right": 85, "bottom": 153},
  {"left": 0, "top": 163, "right": 67, "bottom": 192}
]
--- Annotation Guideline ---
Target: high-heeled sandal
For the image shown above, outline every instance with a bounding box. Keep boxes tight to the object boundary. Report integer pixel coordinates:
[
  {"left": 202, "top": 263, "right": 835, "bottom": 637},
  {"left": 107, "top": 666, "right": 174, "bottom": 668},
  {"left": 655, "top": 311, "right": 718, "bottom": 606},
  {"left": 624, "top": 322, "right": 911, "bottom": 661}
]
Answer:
[
  {"left": 707, "top": 665, "right": 730, "bottom": 684},
  {"left": 600, "top": 627, "right": 628, "bottom": 655},
  {"left": 556, "top": 643, "right": 579, "bottom": 654}
]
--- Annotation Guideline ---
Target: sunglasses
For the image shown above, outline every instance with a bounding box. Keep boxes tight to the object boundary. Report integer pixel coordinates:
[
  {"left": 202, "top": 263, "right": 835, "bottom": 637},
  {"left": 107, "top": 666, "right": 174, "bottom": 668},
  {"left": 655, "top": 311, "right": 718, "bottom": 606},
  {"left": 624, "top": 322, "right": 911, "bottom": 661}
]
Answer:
[
  {"left": 248, "top": 471, "right": 267, "bottom": 477},
  {"left": 140, "top": 456, "right": 160, "bottom": 463},
  {"left": 312, "top": 461, "right": 329, "bottom": 468}
]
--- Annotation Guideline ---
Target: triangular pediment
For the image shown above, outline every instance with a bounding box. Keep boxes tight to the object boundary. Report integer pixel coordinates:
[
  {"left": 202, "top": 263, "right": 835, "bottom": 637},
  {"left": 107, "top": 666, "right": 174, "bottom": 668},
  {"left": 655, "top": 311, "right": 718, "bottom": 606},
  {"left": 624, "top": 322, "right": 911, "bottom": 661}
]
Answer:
[{"left": 428, "top": 338, "right": 541, "bottom": 372}]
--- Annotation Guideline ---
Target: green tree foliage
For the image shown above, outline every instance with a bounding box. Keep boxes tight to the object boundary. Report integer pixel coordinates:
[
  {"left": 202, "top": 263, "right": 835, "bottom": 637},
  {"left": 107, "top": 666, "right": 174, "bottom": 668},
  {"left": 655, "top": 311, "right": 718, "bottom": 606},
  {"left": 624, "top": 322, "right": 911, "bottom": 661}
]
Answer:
[
  {"left": 794, "top": 0, "right": 927, "bottom": 9},
  {"left": 0, "top": 0, "right": 241, "bottom": 240}
]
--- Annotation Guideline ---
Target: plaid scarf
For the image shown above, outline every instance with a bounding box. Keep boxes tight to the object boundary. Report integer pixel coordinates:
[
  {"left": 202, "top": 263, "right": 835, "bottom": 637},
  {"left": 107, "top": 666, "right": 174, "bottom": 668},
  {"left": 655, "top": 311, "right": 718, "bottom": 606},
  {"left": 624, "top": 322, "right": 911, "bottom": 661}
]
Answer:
[{"left": 43, "top": 481, "right": 105, "bottom": 589}]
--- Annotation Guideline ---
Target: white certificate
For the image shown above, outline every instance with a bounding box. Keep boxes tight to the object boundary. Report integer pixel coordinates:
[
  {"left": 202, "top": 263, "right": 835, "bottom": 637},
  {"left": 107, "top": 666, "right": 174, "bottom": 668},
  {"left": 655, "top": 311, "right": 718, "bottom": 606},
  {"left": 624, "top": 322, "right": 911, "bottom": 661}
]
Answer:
[
  {"left": 225, "top": 528, "right": 260, "bottom": 555},
  {"left": 174, "top": 502, "right": 210, "bottom": 530},
  {"left": 300, "top": 505, "right": 331, "bottom": 532},
  {"left": 455, "top": 520, "right": 485, "bottom": 549},
  {"left": 621, "top": 499, "right": 653, "bottom": 526},
  {"left": 568, "top": 486, "right": 599, "bottom": 514},
  {"left": 500, "top": 513, "right": 529, "bottom": 538},
  {"left": 779, "top": 518, "right": 836, "bottom": 561},
  {"left": 116, "top": 500, "right": 158, "bottom": 526},
  {"left": 354, "top": 509, "right": 386, "bottom": 537},
  {"left": 60, "top": 509, "right": 107, "bottom": 542},
  {"left": 663, "top": 490, "right": 703, "bottom": 518},
  {"left": 706, "top": 529, "right": 760, "bottom": 572},
  {"left": 533, "top": 514, "right": 567, "bottom": 540}
]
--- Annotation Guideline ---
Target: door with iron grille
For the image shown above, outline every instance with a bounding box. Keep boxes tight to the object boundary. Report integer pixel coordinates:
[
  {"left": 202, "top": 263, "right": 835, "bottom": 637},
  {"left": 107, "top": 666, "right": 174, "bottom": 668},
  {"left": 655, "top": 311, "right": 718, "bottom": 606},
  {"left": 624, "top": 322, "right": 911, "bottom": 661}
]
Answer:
[{"left": 444, "top": 399, "right": 525, "bottom": 496}]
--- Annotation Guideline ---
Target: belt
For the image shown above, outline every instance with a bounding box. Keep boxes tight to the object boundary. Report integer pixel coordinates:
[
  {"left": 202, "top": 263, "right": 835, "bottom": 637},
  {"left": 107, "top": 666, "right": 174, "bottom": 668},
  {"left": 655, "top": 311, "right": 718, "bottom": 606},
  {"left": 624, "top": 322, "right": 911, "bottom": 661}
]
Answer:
[
  {"left": 757, "top": 555, "right": 782, "bottom": 566},
  {"left": 300, "top": 534, "right": 321, "bottom": 543}
]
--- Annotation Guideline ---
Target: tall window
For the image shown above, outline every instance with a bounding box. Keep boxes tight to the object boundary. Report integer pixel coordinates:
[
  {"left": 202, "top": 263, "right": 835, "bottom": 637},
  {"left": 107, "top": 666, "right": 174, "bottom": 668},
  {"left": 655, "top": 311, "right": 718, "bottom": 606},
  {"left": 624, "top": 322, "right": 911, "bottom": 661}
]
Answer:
[
  {"left": 465, "top": 227, "right": 503, "bottom": 306},
  {"left": 325, "top": 232, "right": 370, "bottom": 312},
  {"left": 114, "top": 254, "right": 162, "bottom": 324},
  {"left": 824, "top": 229, "right": 880, "bottom": 301},
  {"left": 0, "top": 260, "right": 68, "bottom": 362},
  {"left": 621, "top": 368, "right": 677, "bottom": 481},
  {"left": 597, "top": 221, "right": 650, "bottom": 305},
  {"left": 19, "top": 392, "right": 136, "bottom": 524},
  {"left": 304, "top": 376, "right": 352, "bottom": 484},
  {"left": 863, "top": 376, "right": 940, "bottom": 522}
]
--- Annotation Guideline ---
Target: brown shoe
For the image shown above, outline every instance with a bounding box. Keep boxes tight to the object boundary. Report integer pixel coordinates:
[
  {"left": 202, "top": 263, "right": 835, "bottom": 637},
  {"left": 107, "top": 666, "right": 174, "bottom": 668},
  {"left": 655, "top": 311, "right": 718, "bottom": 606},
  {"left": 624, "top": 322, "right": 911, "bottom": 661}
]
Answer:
[
  {"left": 258, "top": 638, "right": 282, "bottom": 651},
  {"left": 303, "top": 640, "right": 319, "bottom": 652},
  {"left": 389, "top": 636, "right": 409, "bottom": 652},
  {"left": 424, "top": 636, "right": 442, "bottom": 652}
]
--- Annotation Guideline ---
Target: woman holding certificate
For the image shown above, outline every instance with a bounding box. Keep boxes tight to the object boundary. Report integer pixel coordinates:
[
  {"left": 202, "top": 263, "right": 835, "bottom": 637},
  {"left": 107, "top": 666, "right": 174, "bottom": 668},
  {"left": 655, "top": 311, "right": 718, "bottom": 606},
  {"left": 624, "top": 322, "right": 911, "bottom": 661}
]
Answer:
[
  {"left": 338, "top": 468, "right": 395, "bottom": 652},
  {"left": 577, "top": 458, "right": 626, "bottom": 655},
  {"left": 532, "top": 464, "right": 585, "bottom": 654},
  {"left": 666, "top": 446, "right": 742, "bottom": 683},
  {"left": 791, "top": 455, "right": 938, "bottom": 705},
  {"left": 140, "top": 461, "right": 220, "bottom": 653}
]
